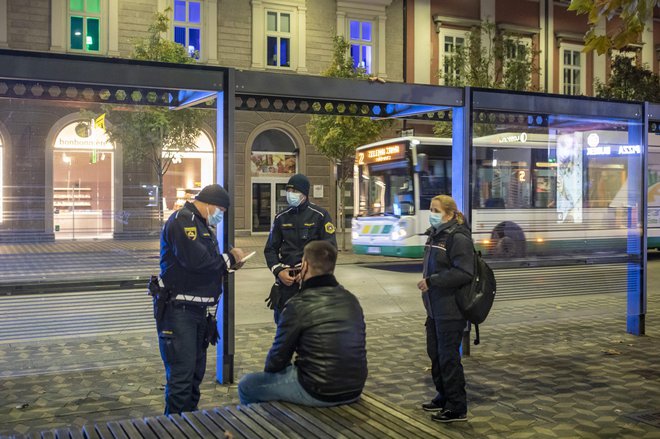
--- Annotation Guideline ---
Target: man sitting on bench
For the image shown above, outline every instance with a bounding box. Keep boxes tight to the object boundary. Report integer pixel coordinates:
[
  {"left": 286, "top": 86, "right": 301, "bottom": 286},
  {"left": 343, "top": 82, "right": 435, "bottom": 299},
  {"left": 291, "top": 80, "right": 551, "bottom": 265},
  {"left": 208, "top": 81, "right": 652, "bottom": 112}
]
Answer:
[{"left": 238, "top": 240, "right": 367, "bottom": 406}]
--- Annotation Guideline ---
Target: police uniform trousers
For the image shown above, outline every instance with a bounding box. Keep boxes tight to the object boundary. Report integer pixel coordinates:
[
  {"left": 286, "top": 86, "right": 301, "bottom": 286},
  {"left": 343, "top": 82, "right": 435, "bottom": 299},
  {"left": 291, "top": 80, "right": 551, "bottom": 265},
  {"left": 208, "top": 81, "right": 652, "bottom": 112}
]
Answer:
[
  {"left": 273, "top": 282, "right": 300, "bottom": 324},
  {"left": 425, "top": 317, "right": 467, "bottom": 414},
  {"left": 157, "top": 301, "right": 209, "bottom": 415}
]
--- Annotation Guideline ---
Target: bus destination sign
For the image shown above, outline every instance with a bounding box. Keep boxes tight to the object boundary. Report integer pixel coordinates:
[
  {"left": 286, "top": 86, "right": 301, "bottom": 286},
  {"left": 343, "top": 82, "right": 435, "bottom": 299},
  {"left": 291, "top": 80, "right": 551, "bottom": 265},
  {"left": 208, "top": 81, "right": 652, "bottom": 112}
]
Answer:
[{"left": 356, "top": 144, "right": 406, "bottom": 165}]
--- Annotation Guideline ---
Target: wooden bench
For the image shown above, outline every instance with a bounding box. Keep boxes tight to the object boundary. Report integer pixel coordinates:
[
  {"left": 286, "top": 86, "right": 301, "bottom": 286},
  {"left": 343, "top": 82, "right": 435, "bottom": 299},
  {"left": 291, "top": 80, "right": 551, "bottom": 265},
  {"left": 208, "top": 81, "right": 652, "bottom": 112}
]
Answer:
[{"left": 2, "top": 393, "right": 449, "bottom": 439}]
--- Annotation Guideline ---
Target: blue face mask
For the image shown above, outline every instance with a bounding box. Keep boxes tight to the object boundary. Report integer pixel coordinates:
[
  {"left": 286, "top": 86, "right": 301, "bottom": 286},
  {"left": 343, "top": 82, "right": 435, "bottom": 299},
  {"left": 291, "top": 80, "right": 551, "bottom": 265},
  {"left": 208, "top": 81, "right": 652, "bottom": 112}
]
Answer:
[
  {"left": 429, "top": 212, "right": 443, "bottom": 228},
  {"left": 287, "top": 192, "right": 304, "bottom": 207},
  {"left": 207, "top": 207, "right": 224, "bottom": 226}
]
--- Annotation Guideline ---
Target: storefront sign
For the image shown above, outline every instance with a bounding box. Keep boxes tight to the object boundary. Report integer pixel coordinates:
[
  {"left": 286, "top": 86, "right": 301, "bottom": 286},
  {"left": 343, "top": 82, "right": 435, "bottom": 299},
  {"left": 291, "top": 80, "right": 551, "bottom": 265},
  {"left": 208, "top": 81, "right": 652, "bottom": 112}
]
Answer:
[
  {"left": 586, "top": 144, "right": 641, "bottom": 156},
  {"left": 498, "top": 132, "right": 528, "bottom": 144},
  {"left": 356, "top": 143, "right": 406, "bottom": 165}
]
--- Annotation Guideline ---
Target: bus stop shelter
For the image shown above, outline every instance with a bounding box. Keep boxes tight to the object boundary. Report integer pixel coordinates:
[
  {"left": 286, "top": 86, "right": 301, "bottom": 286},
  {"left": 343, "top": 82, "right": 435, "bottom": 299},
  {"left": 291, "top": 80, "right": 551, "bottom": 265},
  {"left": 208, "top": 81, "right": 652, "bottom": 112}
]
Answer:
[{"left": 0, "top": 49, "right": 647, "bottom": 383}]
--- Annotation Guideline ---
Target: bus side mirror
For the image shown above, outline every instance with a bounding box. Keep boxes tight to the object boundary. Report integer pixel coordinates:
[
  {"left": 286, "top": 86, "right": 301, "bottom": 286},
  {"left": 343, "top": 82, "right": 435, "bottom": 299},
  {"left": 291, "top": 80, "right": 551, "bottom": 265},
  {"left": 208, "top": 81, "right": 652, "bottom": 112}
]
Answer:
[{"left": 415, "top": 153, "right": 428, "bottom": 173}]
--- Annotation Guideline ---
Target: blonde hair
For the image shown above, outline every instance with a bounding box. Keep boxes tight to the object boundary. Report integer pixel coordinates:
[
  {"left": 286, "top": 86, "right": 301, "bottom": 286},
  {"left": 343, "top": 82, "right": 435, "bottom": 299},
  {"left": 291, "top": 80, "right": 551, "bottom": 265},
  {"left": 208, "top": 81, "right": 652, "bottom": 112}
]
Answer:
[{"left": 431, "top": 194, "right": 465, "bottom": 225}]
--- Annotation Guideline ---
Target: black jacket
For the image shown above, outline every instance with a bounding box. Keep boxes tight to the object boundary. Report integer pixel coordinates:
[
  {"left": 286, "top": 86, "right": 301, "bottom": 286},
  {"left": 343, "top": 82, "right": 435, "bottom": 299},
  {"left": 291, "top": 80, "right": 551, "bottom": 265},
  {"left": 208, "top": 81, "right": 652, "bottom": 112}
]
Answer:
[
  {"left": 264, "top": 200, "right": 337, "bottom": 278},
  {"left": 159, "top": 202, "right": 235, "bottom": 300},
  {"left": 422, "top": 219, "right": 474, "bottom": 330},
  {"left": 264, "top": 274, "right": 368, "bottom": 402}
]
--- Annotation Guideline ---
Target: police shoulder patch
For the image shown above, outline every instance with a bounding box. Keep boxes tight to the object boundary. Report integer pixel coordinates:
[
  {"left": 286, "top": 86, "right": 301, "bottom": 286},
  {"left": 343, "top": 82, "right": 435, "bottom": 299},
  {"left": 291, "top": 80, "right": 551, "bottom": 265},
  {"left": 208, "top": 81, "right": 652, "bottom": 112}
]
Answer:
[
  {"left": 325, "top": 222, "right": 336, "bottom": 234},
  {"left": 184, "top": 226, "right": 197, "bottom": 240}
]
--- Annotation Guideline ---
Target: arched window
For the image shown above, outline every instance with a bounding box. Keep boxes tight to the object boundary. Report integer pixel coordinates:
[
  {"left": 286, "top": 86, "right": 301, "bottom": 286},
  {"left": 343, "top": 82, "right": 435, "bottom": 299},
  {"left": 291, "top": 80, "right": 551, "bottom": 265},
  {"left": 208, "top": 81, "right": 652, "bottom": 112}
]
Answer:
[{"left": 250, "top": 129, "right": 297, "bottom": 176}]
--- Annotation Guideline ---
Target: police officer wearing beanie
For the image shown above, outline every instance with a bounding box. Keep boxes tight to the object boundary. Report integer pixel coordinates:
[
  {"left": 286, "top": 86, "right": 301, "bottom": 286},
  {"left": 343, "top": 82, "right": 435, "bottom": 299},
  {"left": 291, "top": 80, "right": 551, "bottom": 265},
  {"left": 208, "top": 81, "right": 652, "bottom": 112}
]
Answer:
[
  {"left": 264, "top": 174, "right": 337, "bottom": 323},
  {"left": 158, "top": 183, "right": 246, "bottom": 415}
]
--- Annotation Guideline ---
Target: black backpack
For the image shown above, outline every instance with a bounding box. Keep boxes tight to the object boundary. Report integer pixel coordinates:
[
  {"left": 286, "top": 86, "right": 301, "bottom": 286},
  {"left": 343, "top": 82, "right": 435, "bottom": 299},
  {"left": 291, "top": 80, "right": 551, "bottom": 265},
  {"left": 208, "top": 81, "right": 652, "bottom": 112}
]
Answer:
[{"left": 448, "top": 228, "right": 497, "bottom": 345}]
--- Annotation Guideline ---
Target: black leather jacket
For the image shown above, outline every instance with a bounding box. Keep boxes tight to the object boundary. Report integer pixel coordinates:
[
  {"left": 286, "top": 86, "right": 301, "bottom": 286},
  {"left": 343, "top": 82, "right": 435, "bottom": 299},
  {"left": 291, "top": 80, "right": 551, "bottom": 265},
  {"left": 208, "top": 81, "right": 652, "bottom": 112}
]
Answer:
[
  {"left": 159, "top": 202, "right": 235, "bottom": 300},
  {"left": 422, "top": 219, "right": 474, "bottom": 330},
  {"left": 264, "top": 200, "right": 337, "bottom": 278},
  {"left": 264, "top": 274, "right": 368, "bottom": 402}
]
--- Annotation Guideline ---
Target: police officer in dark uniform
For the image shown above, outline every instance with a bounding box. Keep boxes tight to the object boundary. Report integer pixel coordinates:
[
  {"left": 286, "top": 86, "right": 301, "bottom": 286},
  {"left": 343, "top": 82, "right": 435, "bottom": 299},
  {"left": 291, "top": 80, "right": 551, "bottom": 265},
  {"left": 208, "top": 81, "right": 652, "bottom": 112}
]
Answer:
[
  {"left": 264, "top": 174, "right": 337, "bottom": 323},
  {"left": 157, "top": 183, "right": 246, "bottom": 415}
]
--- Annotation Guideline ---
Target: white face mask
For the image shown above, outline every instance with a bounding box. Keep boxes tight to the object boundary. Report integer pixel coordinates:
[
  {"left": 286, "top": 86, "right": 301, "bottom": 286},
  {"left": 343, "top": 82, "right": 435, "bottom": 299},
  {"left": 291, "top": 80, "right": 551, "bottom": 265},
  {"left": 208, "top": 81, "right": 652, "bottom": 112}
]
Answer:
[
  {"left": 287, "top": 191, "right": 304, "bottom": 207},
  {"left": 206, "top": 206, "right": 224, "bottom": 226}
]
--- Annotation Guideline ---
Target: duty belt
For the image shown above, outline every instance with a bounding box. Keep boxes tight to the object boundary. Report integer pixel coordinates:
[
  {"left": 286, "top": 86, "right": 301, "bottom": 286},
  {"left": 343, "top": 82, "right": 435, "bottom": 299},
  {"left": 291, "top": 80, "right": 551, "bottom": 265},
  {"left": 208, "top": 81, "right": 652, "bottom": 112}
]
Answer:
[{"left": 174, "top": 294, "right": 215, "bottom": 304}]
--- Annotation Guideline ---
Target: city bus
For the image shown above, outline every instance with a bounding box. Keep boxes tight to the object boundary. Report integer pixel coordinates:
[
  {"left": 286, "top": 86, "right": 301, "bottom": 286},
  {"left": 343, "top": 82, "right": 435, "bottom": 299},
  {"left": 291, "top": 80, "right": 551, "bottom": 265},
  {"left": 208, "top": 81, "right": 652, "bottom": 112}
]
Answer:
[{"left": 352, "top": 135, "right": 659, "bottom": 259}]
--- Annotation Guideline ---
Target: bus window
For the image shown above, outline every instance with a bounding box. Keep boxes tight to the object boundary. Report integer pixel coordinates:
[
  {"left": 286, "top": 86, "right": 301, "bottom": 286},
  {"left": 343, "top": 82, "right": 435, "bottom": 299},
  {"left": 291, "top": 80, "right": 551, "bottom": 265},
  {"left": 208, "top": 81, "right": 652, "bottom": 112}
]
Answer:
[
  {"left": 358, "top": 160, "right": 414, "bottom": 216},
  {"left": 419, "top": 158, "right": 451, "bottom": 210}
]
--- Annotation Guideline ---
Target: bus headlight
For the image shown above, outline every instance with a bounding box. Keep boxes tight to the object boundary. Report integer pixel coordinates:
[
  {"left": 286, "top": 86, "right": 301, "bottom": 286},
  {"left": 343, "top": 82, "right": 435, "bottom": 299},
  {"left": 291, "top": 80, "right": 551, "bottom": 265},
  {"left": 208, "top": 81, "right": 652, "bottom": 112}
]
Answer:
[
  {"left": 390, "top": 220, "right": 410, "bottom": 241},
  {"left": 352, "top": 231, "right": 359, "bottom": 240}
]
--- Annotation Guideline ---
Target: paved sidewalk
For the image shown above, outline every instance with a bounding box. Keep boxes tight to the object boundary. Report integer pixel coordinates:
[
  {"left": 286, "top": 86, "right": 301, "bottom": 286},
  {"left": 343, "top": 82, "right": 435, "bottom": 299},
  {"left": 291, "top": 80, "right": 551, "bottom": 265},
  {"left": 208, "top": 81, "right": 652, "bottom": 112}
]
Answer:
[
  {"left": 1, "top": 291, "right": 659, "bottom": 438},
  {"left": 0, "top": 232, "right": 406, "bottom": 290}
]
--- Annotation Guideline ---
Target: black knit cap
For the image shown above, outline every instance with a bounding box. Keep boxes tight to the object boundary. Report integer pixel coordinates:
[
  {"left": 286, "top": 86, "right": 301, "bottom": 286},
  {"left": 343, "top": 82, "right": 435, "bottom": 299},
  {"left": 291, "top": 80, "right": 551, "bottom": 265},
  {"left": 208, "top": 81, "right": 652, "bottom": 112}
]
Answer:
[
  {"left": 286, "top": 174, "right": 310, "bottom": 196},
  {"left": 195, "top": 184, "right": 230, "bottom": 209}
]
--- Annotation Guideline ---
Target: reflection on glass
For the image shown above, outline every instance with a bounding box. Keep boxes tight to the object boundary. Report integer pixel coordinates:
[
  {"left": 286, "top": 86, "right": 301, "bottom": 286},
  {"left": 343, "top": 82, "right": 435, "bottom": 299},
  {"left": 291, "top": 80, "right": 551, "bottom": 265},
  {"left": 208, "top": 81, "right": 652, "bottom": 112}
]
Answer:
[
  {"left": 358, "top": 161, "right": 414, "bottom": 216},
  {"left": 70, "top": 16, "right": 83, "bottom": 50}
]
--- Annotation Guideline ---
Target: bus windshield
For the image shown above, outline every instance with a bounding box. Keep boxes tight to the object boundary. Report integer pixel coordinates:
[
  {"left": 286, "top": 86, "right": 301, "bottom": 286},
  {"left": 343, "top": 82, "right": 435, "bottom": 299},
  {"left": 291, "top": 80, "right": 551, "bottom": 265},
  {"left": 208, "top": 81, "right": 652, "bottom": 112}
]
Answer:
[{"left": 357, "top": 160, "right": 414, "bottom": 216}]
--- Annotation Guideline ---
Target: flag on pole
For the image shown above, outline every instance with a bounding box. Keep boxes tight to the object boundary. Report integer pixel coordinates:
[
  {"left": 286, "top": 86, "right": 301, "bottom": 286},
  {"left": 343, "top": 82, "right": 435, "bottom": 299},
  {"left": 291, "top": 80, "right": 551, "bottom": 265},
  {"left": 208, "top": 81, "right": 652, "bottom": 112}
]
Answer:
[{"left": 94, "top": 113, "right": 106, "bottom": 130}]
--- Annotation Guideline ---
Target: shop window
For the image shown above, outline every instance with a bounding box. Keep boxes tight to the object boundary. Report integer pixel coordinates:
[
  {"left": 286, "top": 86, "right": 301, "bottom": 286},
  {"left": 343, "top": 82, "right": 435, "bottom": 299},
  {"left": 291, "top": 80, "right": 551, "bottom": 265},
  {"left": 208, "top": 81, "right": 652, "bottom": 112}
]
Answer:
[
  {"left": 266, "top": 10, "right": 291, "bottom": 68},
  {"left": 560, "top": 43, "right": 586, "bottom": 96},
  {"left": 0, "top": 135, "right": 3, "bottom": 224},
  {"left": 250, "top": 129, "right": 297, "bottom": 176},
  {"left": 173, "top": 0, "right": 201, "bottom": 58},
  {"left": 349, "top": 20, "right": 373, "bottom": 74},
  {"left": 439, "top": 28, "right": 467, "bottom": 85},
  {"left": 69, "top": 0, "right": 101, "bottom": 52}
]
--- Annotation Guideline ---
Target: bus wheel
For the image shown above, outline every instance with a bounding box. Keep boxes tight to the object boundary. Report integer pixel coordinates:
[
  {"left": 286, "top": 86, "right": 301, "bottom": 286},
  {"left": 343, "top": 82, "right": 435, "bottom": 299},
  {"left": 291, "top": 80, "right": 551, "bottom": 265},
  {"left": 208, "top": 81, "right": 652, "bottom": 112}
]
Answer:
[{"left": 491, "top": 221, "right": 526, "bottom": 258}]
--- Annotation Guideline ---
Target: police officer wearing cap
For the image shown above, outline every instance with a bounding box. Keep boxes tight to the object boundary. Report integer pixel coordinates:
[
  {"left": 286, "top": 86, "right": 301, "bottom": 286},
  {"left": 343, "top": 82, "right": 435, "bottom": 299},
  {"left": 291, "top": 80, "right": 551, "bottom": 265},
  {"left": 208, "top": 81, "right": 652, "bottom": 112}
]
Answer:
[
  {"left": 264, "top": 174, "right": 337, "bottom": 323},
  {"left": 158, "top": 183, "right": 246, "bottom": 415}
]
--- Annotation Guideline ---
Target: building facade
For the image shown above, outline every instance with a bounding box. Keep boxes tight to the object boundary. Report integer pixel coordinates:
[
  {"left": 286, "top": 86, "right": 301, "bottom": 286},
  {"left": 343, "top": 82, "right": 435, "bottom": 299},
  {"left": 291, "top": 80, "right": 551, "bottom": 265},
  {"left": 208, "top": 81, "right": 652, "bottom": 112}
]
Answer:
[{"left": 0, "top": 0, "right": 403, "bottom": 240}]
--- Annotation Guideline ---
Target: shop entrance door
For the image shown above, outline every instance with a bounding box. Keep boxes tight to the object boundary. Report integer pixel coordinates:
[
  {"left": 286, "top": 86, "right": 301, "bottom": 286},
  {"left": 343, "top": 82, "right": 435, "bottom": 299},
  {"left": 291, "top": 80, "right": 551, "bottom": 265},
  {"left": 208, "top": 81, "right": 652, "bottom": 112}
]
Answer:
[
  {"left": 252, "top": 180, "right": 288, "bottom": 232},
  {"left": 53, "top": 150, "right": 114, "bottom": 239}
]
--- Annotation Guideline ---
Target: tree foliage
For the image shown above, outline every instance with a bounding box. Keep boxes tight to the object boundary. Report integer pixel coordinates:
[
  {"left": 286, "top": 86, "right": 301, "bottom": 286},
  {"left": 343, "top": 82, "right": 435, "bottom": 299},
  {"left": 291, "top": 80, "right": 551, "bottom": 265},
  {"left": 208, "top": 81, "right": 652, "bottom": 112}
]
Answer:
[
  {"left": 595, "top": 55, "right": 660, "bottom": 101},
  {"left": 306, "top": 36, "right": 387, "bottom": 248},
  {"left": 101, "top": 9, "right": 206, "bottom": 225},
  {"left": 568, "top": 0, "right": 657, "bottom": 54}
]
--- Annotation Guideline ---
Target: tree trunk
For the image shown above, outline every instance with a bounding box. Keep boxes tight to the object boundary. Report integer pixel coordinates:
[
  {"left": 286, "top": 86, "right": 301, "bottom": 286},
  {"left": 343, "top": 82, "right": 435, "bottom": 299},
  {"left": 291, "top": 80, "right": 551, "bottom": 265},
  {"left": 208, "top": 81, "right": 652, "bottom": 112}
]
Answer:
[
  {"left": 338, "top": 179, "right": 346, "bottom": 251},
  {"left": 157, "top": 172, "right": 164, "bottom": 230}
]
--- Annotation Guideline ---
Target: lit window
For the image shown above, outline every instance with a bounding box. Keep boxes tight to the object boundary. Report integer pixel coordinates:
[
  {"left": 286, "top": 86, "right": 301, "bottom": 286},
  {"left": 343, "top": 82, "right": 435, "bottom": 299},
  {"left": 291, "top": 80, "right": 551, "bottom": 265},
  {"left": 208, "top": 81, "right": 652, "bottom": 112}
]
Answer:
[
  {"left": 68, "top": 0, "right": 101, "bottom": 52},
  {"left": 349, "top": 20, "right": 373, "bottom": 74},
  {"left": 266, "top": 10, "right": 291, "bottom": 68},
  {"left": 560, "top": 44, "right": 585, "bottom": 96},
  {"left": 173, "top": 0, "right": 202, "bottom": 59}
]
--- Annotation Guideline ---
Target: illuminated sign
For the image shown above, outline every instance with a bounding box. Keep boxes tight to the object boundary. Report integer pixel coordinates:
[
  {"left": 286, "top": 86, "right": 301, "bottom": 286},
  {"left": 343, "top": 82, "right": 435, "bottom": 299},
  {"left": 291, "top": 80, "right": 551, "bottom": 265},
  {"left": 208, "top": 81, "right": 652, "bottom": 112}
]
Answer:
[
  {"left": 498, "top": 132, "right": 528, "bottom": 144},
  {"left": 586, "top": 144, "right": 641, "bottom": 156},
  {"left": 356, "top": 143, "right": 406, "bottom": 165}
]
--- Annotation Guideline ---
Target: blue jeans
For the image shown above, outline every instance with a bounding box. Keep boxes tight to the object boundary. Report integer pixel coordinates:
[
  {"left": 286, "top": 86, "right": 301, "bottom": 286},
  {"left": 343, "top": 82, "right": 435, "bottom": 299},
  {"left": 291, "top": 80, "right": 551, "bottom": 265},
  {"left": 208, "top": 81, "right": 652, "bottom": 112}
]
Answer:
[
  {"left": 157, "top": 301, "right": 209, "bottom": 415},
  {"left": 238, "top": 365, "right": 359, "bottom": 407}
]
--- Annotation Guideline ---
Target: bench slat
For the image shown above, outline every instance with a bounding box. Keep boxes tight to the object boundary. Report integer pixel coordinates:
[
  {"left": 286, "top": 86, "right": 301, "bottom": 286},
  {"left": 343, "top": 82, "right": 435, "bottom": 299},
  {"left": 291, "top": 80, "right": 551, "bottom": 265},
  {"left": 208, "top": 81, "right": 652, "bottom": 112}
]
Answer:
[
  {"left": 144, "top": 417, "right": 173, "bottom": 439},
  {"left": 180, "top": 412, "right": 223, "bottom": 439},
  {"left": 349, "top": 401, "right": 427, "bottom": 439},
  {"left": 327, "top": 405, "right": 389, "bottom": 438},
  {"left": 127, "top": 419, "right": 158, "bottom": 439},
  {"left": 278, "top": 402, "right": 363, "bottom": 439},
  {"left": 307, "top": 405, "right": 377, "bottom": 439},
  {"left": 105, "top": 421, "right": 129, "bottom": 439},
  {"left": 263, "top": 403, "right": 336, "bottom": 439},
  {"left": 67, "top": 427, "right": 84, "bottom": 439},
  {"left": 197, "top": 410, "right": 246, "bottom": 439},
  {"left": 116, "top": 420, "right": 143, "bottom": 439},
  {"left": 242, "top": 404, "right": 306, "bottom": 439},
  {"left": 360, "top": 393, "right": 443, "bottom": 437},
  {"left": 82, "top": 424, "right": 101, "bottom": 439},
  {"left": 169, "top": 414, "right": 202, "bottom": 439},
  {"left": 93, "top": 423, "right": 115, "bottom": 439},
  {"left": 53, "top": 427, "right": 72, "bottom": 439},
  {"left": 215, "top": 407, "right": 277, "bottom": 439},
  {"left": 155, "top": 415, "right": 183, "bottom": 439},
  {"left": 39, "top": 432, "right": 56, "bottom": 439}
]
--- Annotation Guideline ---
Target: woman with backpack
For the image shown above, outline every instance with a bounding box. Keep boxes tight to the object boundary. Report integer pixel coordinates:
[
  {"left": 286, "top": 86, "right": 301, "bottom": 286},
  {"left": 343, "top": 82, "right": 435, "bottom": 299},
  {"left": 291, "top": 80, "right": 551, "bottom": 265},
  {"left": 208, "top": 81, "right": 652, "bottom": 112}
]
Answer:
[{"left": 417, "top": 194, "right": 474, "bottom": 423}]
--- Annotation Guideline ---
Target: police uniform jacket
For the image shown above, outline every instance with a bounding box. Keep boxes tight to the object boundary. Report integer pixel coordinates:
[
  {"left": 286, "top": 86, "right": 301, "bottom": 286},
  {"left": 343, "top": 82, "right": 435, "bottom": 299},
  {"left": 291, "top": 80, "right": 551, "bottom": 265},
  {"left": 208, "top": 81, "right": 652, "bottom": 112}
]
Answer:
[
  {"left": 264, "top": 274, "right": 367, "bottom": 403},
  {"left": 264, "top": 200, "right": 337, "bottom": 278},
  {"left": 160, "top": 201, "right": 236, "bottom": 300},
  {"left": 422, "top": 219, "right": 474, "bottom": 331}
]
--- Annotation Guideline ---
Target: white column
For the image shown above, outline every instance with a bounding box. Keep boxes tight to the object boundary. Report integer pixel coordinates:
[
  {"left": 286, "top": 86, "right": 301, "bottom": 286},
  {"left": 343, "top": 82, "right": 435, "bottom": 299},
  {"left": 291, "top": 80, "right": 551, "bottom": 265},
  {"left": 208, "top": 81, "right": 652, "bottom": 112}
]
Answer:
[
  {"left": 51, "top": 0, "right": 67, "bottom": 52},
  {"left": 108, "top": 0, "right": 119, "bottom": 56},
  {"left": 377, "top": 14, "right": 387, "bottom": 78},
  {"left": 546, "top": 0, "right": 554, "bottom": 93},
  {"left": 593, "top": 18, "right": 606, "bottom": 91},
  {"left": 413, "top": 0, "right": 430, "bottom": 84},
  {"left": 0, "top": 0, "right": 7, "bottom": 47},
  {"left": 642, "top": 13, "right": 654, "bottom": 69},
  {"left": 207, "top": 0, "right": 219, "bottom": 64},
  {"left": 538, "top": 0, "right": 546, "bottom": 91},
  {"left": 251, "top": 0, "right": 265, "bottom": 69},
  {"left": 297, "top": 5, "right": 307, "bottom": 72},
  {"left": 337, "top": 11, "right": 346, "bottom": 39}
]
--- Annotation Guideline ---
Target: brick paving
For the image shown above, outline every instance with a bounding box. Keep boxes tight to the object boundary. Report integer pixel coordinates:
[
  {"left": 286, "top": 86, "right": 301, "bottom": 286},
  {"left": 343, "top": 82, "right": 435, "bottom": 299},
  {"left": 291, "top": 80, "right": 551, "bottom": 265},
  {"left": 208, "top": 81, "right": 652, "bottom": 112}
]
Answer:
[{"left": 1, "top": 291, "right": 659, "bottom": 438}]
